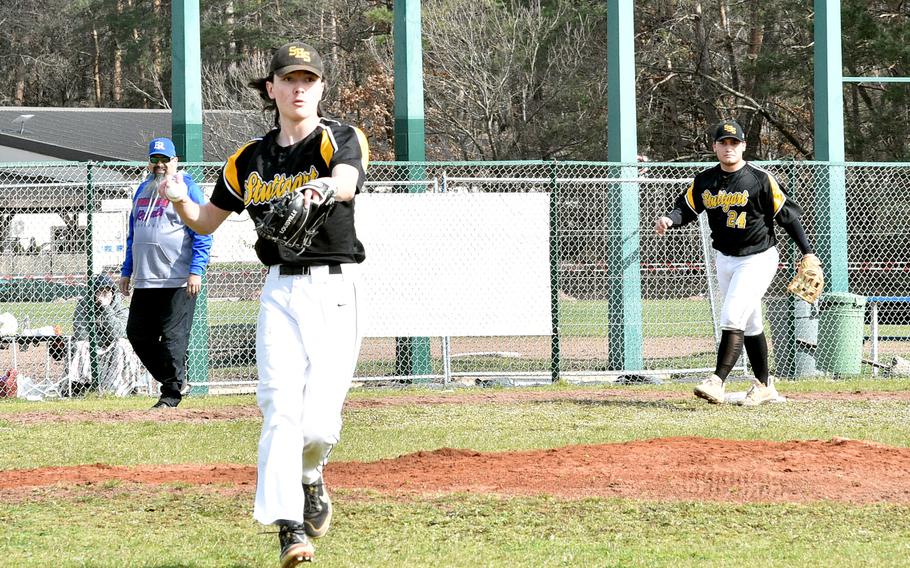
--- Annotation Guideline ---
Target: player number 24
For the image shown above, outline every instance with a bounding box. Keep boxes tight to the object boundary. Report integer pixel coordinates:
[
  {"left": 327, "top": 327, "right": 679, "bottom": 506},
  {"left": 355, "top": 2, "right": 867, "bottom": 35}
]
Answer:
[{"left": 726, "top": 211, "right": 747, "bottom": 229}]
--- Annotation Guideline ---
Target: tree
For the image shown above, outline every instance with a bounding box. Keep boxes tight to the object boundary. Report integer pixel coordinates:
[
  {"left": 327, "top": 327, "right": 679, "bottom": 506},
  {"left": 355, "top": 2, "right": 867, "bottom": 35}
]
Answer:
[
  {"left": 0, "top": 0, "right": 83, "bottom": 106},
  {"left": 841, "top": 0, "right": 910, "bottom": 161},
  {"left": 421, "top": 0, "right": 609, "bottom": 160},
  {"left": 635, "top": 1, "right": 815, "bottom": 161},
  {"left": 0, "top": 0, "right": 906, "bottom": 162},
  {"left": 199, "top": 0, "right": 395, "bottom": 159}
]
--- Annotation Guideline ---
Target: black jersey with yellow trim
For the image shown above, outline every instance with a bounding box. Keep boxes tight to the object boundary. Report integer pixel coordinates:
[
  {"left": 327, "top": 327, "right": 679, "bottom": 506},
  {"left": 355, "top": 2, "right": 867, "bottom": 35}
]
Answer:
[
  {"left": 211, "top": 118, "right": 369, "bottom": 266},
  {"left": 667, "top": 162, "right": 802, "bottom": 257}
]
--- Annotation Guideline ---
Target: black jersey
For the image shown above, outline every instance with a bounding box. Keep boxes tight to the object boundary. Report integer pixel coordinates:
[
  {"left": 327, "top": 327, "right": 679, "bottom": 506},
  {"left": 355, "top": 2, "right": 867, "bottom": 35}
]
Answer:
[
  {"left": 667, "top": 162, "right": 803, "bottom": 257},
  {"left": 211, "top": 118, "right": 369, "bottom": 266}
]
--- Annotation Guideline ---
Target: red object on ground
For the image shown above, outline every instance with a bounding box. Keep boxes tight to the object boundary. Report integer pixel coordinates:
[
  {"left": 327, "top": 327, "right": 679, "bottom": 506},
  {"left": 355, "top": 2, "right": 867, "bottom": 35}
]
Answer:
[{"left": 0, "top": 369, "right": 17, "bottom": 398}]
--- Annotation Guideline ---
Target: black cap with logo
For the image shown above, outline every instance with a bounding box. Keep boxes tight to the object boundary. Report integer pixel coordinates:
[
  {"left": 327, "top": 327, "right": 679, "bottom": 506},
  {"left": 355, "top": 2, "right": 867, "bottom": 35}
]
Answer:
[
  {"left": 269, "top": 42, "right": 324, "bottom": 78},
  {"left": 712, "top": 120, "right": 745, "bottom": 142}
]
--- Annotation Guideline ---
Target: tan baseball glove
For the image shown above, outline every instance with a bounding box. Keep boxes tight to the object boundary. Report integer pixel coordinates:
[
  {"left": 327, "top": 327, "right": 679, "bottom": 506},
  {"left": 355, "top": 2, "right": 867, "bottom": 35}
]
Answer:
[{"left": 787, "top": 253, "right": 824, "bottom": 304}]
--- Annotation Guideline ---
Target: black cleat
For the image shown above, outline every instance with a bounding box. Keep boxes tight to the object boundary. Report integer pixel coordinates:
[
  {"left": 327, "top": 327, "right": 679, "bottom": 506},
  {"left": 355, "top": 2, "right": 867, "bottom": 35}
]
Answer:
[
  {"left": 303, "top": 481, "right": 333, "bottom": 538},
  {"left": 278, "top": 521, "right": 314, "bottom": 566}
]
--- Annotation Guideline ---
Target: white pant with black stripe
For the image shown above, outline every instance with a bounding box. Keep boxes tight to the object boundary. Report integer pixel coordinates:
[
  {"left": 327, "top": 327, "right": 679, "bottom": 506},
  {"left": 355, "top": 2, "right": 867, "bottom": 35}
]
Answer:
[{"left": 253, "top": 263, "right": 361, "bottom": 526}]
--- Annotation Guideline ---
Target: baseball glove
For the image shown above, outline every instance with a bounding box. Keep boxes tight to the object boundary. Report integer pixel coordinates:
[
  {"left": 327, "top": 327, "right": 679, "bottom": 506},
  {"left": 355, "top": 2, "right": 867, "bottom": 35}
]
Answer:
[
  {"left": 787, "top": 253, "right": 824, "bottom": 304},
  {"left": 254, "top": 179, "right": 337, "bottom": 253}
]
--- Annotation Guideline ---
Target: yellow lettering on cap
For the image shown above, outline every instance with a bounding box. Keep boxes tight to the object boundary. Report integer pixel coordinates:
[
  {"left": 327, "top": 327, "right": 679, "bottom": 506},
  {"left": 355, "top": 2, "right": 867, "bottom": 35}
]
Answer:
[
  {"left": 724, "top": 124, "right": 737, "bottom": 134},
  {"left": 288, "top": 46, "right": 311, "bottom": 62}
]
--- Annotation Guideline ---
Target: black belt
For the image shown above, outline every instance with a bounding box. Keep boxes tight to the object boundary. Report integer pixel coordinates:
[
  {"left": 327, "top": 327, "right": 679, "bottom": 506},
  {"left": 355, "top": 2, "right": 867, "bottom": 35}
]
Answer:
[{"left": 278, "top": 264, "right": 342, "bottom": 276}]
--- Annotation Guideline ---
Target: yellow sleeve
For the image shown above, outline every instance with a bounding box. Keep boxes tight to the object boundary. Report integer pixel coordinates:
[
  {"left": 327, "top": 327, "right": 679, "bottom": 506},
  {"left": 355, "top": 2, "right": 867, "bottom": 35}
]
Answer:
[
  {"left": 222, "top": 140, "right": 258, "bottom": 201},
  {"left": 768, "top": 173, "right": 786, "bottom": 216},
  {"left": 684, "top": 181, "right": 698, "bottom": 213}
]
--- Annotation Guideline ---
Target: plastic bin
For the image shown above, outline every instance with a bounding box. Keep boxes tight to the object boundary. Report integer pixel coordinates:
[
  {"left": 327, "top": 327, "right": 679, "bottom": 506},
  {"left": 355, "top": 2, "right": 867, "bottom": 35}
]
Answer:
[
  {"left": 766, "top": 296, "right": 819, "bottom": 379},
  {"left": 817, "top": 292, "right": 866, "bottom": 376}
]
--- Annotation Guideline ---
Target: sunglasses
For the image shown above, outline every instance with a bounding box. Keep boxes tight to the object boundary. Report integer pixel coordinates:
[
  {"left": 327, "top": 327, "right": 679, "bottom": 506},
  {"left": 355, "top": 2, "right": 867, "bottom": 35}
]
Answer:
[{"left": 149, "top": 156, "right": 172, "bottom": 164}]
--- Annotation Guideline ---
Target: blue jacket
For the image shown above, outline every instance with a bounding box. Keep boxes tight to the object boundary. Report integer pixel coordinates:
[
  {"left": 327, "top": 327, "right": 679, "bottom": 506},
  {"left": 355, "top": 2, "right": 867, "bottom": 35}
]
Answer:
[{"left": 121, "top": 172, "right": 212, "bottom": 288}]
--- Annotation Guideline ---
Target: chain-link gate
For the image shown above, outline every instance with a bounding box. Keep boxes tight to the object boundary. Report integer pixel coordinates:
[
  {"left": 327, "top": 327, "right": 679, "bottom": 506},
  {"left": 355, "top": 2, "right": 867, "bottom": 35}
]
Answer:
[{"left": 0, "top": 160, "right": 907, "bottom": 398}]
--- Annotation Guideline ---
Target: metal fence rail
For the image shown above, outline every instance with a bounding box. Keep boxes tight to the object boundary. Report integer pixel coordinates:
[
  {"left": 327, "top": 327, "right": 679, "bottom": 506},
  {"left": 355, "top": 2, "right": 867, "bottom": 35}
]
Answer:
[{"left": 0, "top": 160, "right": 907, "bottom": 397}]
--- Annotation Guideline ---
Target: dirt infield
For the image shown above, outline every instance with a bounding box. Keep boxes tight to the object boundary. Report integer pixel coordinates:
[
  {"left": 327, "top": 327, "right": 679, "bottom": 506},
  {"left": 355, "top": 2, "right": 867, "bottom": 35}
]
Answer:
[
  {"left": 3, "top": 388, "right": 910, "bottom": 505},
  {"left": 2, "top": 437, "right": 910, "bottom": 505},
  {"left": 6, "top": 387, "right": 910, "bottom": 424}
]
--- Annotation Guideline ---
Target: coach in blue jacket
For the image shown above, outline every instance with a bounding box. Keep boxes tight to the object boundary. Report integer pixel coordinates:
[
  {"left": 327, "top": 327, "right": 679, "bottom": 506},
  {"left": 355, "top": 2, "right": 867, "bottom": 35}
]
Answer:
[{"left": 119, "top": 137, "right": 213, "bottom": 408}]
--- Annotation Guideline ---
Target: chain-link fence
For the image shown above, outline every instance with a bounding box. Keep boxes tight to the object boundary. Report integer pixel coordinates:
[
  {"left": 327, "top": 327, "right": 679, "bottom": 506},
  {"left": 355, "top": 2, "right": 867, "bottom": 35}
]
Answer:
[{"left": 0, "top": 160, "right": 907, "bottom": 398}]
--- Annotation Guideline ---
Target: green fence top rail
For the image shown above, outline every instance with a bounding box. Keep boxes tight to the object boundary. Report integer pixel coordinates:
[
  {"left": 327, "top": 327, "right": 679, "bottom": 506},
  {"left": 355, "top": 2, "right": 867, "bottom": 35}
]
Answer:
[{"left": 1, "top": 159, "right": 909, "bottom": 168}]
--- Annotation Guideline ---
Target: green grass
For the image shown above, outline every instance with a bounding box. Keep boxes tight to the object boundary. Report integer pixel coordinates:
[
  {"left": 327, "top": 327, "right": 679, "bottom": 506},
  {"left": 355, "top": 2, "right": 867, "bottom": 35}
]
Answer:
[
  {"left": 561, "top": 298, "right": 716, "bottom": 337},
  {"left": 5, "top": 297, "right": 909, "bottom": 341},
  {"left": 1, "top": 380, "right": 910, "bottom": 566},
  {"left": 1, "top": 486, "right": 908, "bottom": 567},
  {"left": 1, "top": 379, "right": 910, "bottom": 469},
  {"left": 339, "top": 384, "right": 910, "bottom": 460}
]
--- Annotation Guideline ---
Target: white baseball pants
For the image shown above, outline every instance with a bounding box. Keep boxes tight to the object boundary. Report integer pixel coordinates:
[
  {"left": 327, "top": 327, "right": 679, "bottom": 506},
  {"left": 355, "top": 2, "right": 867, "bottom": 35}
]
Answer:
[
  {"left": 253, "top": 264, "right": 362, "bottom": 526},
  {"left": 715, "top": 247, "right": 779, "bottom": 335}
]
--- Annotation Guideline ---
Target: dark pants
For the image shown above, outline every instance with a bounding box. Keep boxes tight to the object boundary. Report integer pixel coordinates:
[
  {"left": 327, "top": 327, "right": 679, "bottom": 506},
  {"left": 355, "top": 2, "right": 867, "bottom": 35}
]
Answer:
[{"left": 127, "top": 287, "right": 196, "bottom": 404}]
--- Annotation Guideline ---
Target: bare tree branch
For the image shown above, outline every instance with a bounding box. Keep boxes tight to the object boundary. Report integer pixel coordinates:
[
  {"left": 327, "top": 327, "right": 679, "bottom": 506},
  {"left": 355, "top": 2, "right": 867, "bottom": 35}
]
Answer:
[{"left": 698, "top": 72, "right": 812, "bottom": 157}]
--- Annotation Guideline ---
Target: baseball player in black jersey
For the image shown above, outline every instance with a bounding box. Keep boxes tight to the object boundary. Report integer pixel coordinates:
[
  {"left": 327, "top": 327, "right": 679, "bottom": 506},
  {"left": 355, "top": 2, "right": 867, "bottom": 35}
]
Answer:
[
  {"left": 158, "top": 42, "right": 368, "bottom": 566},
  {"left": 656, "top": 120, "right": 820, "bottom": 407}
]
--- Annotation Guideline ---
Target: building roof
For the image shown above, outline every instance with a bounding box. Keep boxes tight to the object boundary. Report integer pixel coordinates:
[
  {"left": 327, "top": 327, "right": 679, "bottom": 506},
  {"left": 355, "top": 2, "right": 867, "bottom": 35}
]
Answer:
[{"left": 0, "top": 107, "right": 269, "bottom": 162}]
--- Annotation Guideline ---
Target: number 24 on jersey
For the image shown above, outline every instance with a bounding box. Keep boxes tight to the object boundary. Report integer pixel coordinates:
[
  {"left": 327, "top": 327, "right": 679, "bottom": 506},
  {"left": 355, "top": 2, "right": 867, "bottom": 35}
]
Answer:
[{"left": 726, "top": 210, "right": 746, "bottom": 229}]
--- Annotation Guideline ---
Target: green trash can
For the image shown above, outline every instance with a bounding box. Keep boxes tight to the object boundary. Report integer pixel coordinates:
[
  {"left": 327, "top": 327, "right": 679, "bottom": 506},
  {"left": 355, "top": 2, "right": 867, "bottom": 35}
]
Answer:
[{"left": 816, "top": 292, "right": 866, "bottom": 376}]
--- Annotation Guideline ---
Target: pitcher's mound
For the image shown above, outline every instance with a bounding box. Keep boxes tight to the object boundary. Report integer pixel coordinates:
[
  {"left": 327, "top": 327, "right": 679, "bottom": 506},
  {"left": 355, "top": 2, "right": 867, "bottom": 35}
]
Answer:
[{"left": 3, "top": 437, "right": 910, "bottom": 505}]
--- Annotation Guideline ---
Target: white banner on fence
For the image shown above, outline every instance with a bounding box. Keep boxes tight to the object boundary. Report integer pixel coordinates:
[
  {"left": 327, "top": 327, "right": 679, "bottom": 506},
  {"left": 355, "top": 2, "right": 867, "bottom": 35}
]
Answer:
[
  {"left": 92, "top": 209, "right": 128, "bottom": 271},
  {"left": 355, "top": 192, "right": 551, "bottom": 337}
]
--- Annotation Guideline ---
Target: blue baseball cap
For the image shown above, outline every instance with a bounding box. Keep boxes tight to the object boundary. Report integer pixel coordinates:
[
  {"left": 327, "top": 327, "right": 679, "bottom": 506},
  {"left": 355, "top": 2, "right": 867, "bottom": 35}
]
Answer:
[{"left": 148, "top": 137, "right": 177, "bottom": 158}]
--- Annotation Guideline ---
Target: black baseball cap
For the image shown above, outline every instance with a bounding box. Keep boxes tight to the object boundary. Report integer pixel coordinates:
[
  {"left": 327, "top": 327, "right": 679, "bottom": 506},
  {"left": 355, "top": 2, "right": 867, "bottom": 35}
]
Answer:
[
  {"left": 713, "top": 120, "right": 745, "bottom": 142},
  {"left": 269, "top": 42, "right": 324, "bottom": 78}
]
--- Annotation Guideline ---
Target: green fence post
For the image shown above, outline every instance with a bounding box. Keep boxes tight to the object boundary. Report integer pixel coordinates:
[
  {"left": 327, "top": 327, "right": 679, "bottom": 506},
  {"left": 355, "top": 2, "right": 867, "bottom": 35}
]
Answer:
[
  {"left": 813, "top": 0, "right": 849, "bottom": 292},
  {"left": 606, "top": 0, "right": 644, "bottom": 371},
  {"left": 605, "top": 165, "right": 644, "bottom": 371},
  {"left": 172, "top": 1, "right": 209, "bottom": 394},
  {"left": 187, "top": 269, "right": 209, "bottom": 395},
  {"left": 393, "top": 0, "right": 432, "bottom": 380},
  {"left": 394, "top": 163, "right": 433, "bottom": 381},
  {"left": 813, "top": 164, "right": 849, "bottom": 292},
  {"left": 549, "top": 161, "right": 562, "bottom": 383},
  {"left": 181, "top": 163, "right": 209, "bottom": 395},
  {"left": 394, "top": 164, "right": 432, "bottom": 379},
  {"left": 85, "top": 162, "right": 99, "bottom": 388},
  {"left": 171, "top": 0, "right": 204, "bottom": 163}
]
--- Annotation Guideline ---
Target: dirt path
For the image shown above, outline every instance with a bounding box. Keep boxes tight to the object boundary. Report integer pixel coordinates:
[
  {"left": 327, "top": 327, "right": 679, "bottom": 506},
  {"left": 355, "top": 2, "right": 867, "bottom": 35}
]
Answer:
[{"left": 4, "top": 387, "right": 910, "bottom": 424}]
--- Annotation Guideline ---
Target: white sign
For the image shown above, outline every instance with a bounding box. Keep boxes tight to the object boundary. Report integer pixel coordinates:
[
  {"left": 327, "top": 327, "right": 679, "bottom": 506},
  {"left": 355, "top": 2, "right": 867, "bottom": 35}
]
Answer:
[
  {"left": 355, "top": 192, "right": 551, "bottom": 337},
  {"left": 92, "top": 211, "right": 126, "bottom": 270}
]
